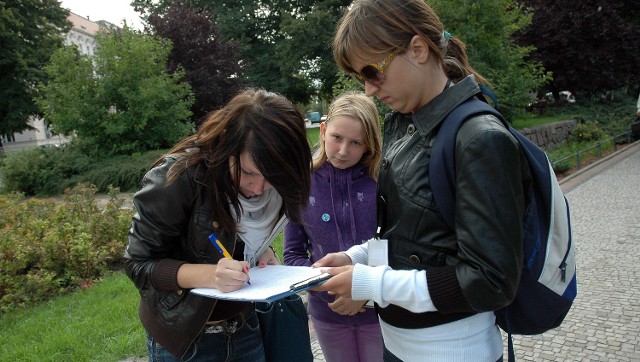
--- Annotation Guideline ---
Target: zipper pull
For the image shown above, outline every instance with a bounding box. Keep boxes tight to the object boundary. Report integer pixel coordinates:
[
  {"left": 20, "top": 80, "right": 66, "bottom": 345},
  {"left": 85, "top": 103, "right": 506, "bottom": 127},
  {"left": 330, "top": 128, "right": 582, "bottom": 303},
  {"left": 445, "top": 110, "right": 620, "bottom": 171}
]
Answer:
[{"left": 560, "top": 262, "right": 567, "bottom": 282}]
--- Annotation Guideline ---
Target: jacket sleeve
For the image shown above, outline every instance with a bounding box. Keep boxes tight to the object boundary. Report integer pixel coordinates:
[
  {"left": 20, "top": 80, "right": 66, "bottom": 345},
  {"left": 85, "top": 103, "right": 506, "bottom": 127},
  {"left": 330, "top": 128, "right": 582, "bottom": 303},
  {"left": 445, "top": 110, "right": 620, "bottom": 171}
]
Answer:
[
  {"left": 428, "top": 115, "right": 527, "bottom": 313},
  {"left": 123, "top": 158, "right": 194, "bottom": 291},
  {"left": 283, "top": 221, "right": 312, "bottom": 267}
]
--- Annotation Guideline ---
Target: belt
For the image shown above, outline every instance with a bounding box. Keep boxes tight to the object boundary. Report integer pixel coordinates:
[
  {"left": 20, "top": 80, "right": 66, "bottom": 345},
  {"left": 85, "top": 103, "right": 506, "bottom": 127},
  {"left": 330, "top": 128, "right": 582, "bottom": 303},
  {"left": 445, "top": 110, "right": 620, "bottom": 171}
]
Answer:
[{"left": 204, "top": 313, "right": 245, "bottom": 335}]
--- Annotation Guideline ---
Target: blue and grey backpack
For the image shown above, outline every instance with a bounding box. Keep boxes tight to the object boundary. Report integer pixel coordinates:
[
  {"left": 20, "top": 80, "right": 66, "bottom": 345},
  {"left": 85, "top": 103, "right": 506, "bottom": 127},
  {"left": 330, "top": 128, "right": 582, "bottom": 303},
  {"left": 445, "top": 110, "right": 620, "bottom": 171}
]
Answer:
[{"left": 430, "top": 95, "right": 577, "bottom": 361}]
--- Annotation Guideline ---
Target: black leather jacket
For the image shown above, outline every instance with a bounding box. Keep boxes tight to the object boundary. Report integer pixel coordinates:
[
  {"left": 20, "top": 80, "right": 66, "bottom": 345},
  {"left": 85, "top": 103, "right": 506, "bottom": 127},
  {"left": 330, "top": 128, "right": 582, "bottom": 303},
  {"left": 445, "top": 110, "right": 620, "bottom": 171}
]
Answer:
[
  {"left": 123, "top": 156, "right": 250, "bottom": 358},
  {"left": 376, "top": 76, "right": 531, "bottom": 328}
]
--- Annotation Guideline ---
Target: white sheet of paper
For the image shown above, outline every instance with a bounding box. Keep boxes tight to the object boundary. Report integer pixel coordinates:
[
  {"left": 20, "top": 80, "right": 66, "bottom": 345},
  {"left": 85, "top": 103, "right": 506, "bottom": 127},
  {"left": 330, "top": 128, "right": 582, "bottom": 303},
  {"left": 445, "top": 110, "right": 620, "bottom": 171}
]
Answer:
[
  {"left": 368, "top": 238, "right": 388, "bottom": 266},
  {"left": 191, "top": 265, "right": 330, "bottom": 302}
]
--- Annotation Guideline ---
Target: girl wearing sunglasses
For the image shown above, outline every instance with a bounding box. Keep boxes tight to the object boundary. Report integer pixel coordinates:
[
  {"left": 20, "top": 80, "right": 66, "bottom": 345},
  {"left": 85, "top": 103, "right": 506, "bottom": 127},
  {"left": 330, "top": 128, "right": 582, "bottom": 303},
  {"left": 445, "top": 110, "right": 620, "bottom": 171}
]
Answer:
[{"left": 313, "top": 1, "right": 531, "bottom": 361}]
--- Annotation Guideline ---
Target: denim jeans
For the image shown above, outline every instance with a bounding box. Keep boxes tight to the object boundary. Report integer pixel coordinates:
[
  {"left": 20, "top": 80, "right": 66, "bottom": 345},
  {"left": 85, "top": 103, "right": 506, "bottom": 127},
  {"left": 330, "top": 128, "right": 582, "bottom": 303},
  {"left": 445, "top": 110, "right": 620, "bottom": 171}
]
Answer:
[{"left": 146, "top": 311, "right": 266, "bottom": 362}]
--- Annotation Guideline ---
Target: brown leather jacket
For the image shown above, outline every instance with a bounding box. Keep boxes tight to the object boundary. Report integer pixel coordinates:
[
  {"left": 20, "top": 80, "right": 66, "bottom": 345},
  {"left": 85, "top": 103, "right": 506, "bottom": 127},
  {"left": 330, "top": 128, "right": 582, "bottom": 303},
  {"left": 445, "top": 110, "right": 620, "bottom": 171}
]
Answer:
[{"left": 123, "top": 156, "right": 250, "bottom": 358}]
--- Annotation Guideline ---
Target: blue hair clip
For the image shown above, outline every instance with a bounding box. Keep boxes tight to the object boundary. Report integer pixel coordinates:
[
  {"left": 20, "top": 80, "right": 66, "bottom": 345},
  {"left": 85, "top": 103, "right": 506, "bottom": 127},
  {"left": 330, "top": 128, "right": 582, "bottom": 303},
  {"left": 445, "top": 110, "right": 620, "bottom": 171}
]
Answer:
[{"left": 443, "top": 30, "right": 451, "bottom": 40}]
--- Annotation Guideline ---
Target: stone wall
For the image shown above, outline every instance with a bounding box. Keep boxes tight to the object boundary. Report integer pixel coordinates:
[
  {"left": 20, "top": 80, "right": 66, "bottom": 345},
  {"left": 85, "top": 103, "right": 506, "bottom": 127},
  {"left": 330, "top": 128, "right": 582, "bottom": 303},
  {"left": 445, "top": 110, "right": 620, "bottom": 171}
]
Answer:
[{"left": 520, "top": 120, "right": 576, "bottom": 150}]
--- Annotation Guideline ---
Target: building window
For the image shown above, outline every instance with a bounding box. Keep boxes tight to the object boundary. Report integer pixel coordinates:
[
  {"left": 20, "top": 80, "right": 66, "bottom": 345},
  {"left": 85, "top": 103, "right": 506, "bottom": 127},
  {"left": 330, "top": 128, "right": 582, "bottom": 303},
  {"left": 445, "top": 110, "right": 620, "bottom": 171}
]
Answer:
[{"left": 1, "top": 134, "right": 16, "bottom": 143}]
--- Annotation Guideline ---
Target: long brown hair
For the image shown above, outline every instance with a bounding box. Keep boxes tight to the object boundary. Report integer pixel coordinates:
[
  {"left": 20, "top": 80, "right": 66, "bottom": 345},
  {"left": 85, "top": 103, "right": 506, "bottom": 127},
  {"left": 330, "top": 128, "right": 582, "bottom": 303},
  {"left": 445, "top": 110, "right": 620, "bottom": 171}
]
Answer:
[
  {"left": 333, "top": 0, "right": 486, "bottom": 84},
  {"left": 157, "top": 88, "right": 312, "bottom": 233}
]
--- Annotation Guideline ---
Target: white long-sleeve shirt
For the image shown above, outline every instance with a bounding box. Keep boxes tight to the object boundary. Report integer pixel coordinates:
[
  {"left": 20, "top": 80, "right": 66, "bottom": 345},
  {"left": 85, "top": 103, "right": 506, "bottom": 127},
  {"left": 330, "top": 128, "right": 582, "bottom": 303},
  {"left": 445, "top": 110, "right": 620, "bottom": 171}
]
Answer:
[{"left": 344, "top": 242, "right": 503, "bottom": 362}]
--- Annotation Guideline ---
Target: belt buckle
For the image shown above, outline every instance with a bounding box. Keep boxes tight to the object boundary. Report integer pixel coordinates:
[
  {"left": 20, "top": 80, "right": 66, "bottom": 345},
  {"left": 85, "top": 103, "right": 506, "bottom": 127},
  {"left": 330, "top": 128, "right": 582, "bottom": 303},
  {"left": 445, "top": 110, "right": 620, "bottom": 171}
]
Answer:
[
  {"left": 205, "top": 318, "right": 239, "bottom": 334},
  {"left": 223, "top": 319, "right": 239, "bottom": 334}
]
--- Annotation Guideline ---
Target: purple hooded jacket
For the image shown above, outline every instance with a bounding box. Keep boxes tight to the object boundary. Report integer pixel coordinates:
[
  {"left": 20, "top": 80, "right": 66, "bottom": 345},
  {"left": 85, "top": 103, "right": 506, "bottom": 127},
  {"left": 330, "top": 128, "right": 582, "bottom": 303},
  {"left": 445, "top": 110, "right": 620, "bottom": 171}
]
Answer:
[{"left": 284, "top": 161, "right": 379, "bottom": 325}]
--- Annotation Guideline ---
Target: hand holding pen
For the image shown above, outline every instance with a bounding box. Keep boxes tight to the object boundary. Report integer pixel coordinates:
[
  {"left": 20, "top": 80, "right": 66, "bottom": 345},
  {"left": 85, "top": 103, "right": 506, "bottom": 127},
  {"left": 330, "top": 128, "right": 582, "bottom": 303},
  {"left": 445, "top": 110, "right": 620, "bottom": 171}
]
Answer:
[{"left": 209, "top": 233, "right": 251, "bottom": 286}]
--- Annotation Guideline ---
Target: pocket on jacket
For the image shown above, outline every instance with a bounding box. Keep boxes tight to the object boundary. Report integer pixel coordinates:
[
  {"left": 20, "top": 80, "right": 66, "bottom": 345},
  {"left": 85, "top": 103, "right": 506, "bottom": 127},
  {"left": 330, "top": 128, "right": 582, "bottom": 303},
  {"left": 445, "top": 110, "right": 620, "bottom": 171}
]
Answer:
[
  {"left": 189, "top": 209, "right": 216, "bottom": 258},
  {"left": 159, "top": 289, "right": 188, "bottom": 310},
  {"left": 392, "top": 237, "right": 456, "bottom": 269}
]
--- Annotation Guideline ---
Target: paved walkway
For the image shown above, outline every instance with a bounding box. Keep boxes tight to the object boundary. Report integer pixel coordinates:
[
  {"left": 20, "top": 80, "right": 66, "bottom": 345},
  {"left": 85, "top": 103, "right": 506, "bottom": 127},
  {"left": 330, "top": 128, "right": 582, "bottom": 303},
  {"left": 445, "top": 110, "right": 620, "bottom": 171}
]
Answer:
[
  {"left": 310, "top": 141, "right": 640, "bottom": 361},
  {"left": 503, "top": 141, "right": 640, "bottom": 361}
]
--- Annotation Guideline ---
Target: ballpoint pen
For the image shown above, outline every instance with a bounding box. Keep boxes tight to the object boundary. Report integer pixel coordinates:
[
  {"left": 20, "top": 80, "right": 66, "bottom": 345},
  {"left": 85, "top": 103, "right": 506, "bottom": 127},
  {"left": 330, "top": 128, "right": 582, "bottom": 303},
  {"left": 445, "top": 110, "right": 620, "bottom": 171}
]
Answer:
[{"left": 209, "top": 233, "right": 251, "bottom": 285}]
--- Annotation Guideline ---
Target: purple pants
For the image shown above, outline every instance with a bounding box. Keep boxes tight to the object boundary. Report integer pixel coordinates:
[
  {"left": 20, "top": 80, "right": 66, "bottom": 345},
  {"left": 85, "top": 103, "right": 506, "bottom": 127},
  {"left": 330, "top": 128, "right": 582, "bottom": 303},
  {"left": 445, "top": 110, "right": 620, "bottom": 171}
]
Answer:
[{"left": 311, "top": 315, "right": 384, "bottom": 362}]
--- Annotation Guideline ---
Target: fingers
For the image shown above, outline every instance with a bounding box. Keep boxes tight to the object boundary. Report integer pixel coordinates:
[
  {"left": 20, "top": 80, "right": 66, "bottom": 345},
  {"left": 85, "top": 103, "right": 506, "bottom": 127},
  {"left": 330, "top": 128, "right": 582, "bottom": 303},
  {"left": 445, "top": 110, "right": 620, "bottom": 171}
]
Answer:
[
  {"left": 311, "top": 266, "right": 353, "bottom": 299},
  {"left": 257, "top": 254, "right": 279, "bottom": 267},
  {"left": 311, "top": 278, "right": 332, "bottom": 292},
  {"left": 215, "top": 259, "right": 250, "bottom": 292},
  {"left": 328, "top": 297, "right": 367, "bottom": 316},
  {"left": 240, "top": 260, "right": 250, "bottom": 273},
  {"left": 311, "top": 272, "right": 338, "bottom": 292},
  {"left": 240, "top": 261, "right": 252, "bottom": 285},
  {"left": 328, "top": 300, "right": 351, "bottom": 315},
  {"left": 322, "top": 265, "right": 351, "bottom": 276},
  {"left": 257, "top": 247, "right": 280, "bottom": 267},
  {"left": 312, "top": 252, "right": 351, "bottom": 268},
  {"left": 311, "top": 255, "right": 330, "bottom": 268}
]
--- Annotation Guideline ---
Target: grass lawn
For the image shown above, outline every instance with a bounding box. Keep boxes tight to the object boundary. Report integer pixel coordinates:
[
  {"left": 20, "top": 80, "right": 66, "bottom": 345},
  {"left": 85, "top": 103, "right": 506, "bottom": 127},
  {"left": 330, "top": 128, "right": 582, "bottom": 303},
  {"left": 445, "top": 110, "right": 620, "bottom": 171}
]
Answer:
[
  {"left": 307, "top": 126, "right": 320, "bottom": 148},
  {"left": 511, "top": 113, "right": 576, "bottom": 129},
  {"left": 0, "top": 272, "right": 146, "bottom": 362},
  {"left": 0, "top": 249, "right": 295, "bottom": 362}
]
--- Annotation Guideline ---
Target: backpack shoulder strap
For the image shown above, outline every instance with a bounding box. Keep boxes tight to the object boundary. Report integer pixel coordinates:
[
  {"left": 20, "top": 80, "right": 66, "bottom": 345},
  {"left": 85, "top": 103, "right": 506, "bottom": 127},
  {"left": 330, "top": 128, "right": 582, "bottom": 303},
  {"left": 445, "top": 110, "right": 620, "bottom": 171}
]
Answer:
[{"left": 430, "top": 97, "right": 505, "bottom": 229}]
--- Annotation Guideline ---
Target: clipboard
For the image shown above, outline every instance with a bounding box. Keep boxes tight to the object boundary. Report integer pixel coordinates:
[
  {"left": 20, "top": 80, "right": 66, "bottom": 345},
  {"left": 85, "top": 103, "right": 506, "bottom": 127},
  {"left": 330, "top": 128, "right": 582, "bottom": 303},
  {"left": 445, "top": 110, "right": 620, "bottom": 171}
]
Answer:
[
  {"left": 289, "top": 273, "right": 332, "bottom": 293},
  {"left": 191, "top": 265, "right": 332, "bottom": 302}
]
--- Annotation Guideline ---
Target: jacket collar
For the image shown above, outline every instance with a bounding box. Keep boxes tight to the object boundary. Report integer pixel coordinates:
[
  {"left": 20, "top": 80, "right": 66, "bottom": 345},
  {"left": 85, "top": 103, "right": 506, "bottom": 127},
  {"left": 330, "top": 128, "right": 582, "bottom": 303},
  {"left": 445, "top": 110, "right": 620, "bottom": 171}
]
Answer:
[
  {"left": 410, "top": 75, "right": 482, "bottom": 137},
  {"left": 316, "top": 161, "right": 367, "bottom": 182}
]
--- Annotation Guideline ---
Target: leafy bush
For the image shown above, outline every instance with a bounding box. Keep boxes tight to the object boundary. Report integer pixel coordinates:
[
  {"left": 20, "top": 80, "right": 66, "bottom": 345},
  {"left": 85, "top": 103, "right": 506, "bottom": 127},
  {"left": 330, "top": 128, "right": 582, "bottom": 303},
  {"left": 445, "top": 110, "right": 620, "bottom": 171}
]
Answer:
[
  {"left": 548, "top": 138, "right": 617, "bottom": 176},
  {"left": 551, "top": 160, "right": 572, "bottom": 174},
  {"left": 570, "top": 121, "right": 608, "bottom": 142},
  {"left": 0, "top": 184, "right": 134, "bottom": 314},
  {"left": 70, "top": 151, "right": 163, "bottom": 193},
  {"left": 539, "top": 89, "right": 636, "bottom": 137},
  {"left": 0, "top": 146, "right": 92, "bottom": 196},
  {"left": 0, "top": 145, "right": 164, "bottom": 196}
]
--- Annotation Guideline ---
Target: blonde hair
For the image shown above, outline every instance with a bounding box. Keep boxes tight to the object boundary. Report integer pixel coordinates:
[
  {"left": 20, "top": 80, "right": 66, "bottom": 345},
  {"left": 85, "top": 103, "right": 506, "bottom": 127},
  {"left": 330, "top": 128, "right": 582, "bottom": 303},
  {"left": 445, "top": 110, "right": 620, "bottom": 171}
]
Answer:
[
  {"left": 313, "top": 93, "right": 382, "bottom": 180},
  {"left": 333, "top": 0, "right": 486, "bottom": 84}
]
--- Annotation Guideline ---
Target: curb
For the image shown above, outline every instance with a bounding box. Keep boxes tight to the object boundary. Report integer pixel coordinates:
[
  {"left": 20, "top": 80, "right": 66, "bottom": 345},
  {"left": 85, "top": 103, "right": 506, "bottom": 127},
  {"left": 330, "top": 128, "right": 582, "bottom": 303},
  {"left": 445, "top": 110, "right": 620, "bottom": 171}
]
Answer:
[
  {"left": 559, "top": 140, "right": 640, "bottom": 185},
  {"left": 558, "top": 140, "right": 640, "bottom": 193}
]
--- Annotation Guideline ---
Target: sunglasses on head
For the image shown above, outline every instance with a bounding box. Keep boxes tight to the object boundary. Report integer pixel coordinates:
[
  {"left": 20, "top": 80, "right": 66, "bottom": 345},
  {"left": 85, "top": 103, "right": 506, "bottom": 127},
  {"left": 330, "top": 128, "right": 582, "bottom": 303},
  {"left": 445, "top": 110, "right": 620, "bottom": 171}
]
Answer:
[{"left": 353, "top": 52, "right": 399, "bottom": 86}]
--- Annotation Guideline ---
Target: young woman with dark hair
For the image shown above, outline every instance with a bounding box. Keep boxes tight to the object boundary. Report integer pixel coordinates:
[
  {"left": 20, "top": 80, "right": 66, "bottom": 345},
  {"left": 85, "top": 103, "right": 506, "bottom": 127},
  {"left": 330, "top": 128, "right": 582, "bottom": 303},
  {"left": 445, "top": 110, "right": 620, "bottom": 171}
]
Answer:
[{"left": 124, "top": 88, "right": 312, "bottom": 361}]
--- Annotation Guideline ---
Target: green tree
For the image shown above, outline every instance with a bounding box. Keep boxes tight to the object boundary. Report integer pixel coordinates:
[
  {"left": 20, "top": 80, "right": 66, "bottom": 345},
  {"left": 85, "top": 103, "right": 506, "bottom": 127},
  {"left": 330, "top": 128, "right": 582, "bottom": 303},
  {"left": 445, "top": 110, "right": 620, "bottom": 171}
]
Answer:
[
  {"left": 0, "top": 0, "right": 70, "bottom": 145},
  {"left": 278, "top": 2, "right": 350, "bottom": 101},
  {"left": 431, "top": 0, "right": 550, "bottom": 120},
  {"left": 132, "top": 0, "right": 350, "bottom": 105},
  {"left": 36, "top": 28, "right": 194, "bottom": 157},
  {"left": 147, "top": 1, "right": 246, "bottom": 126},
  {"left": 515, "top": 0, "right": 640, "bottom": 97}
]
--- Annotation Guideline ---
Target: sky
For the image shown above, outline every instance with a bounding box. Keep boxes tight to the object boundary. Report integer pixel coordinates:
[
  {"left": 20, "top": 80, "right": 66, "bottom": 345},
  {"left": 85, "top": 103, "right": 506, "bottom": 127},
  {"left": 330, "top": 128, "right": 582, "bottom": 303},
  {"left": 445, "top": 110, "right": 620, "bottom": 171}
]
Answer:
[{"left": 60, "top": 0, "right": 144, "bottom": 30}]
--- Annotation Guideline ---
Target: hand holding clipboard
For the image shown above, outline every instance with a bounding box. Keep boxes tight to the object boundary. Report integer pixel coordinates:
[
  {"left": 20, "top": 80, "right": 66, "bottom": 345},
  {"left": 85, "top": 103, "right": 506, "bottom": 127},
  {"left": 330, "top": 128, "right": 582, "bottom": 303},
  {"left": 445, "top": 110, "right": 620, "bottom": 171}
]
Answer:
[
  {"left": 191, "top": 265, "right": 333, "bottom": 302},
  {"left": 310, "top": 253, "right": 357, "bottom": 300},
  {"left": 289, "top": 272, "right": 332, "bottom": 293}
]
